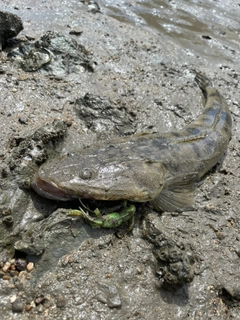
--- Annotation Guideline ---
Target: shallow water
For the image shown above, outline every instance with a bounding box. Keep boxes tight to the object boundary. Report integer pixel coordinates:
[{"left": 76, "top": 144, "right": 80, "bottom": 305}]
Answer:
[{"left": 100, "top": 0, "right": 240, "bottom": 62}]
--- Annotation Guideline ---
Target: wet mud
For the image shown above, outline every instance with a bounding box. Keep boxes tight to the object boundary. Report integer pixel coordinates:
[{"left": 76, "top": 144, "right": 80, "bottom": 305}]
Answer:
[{"left": 0, "top": 0, "right": 240, "bottom": 319}]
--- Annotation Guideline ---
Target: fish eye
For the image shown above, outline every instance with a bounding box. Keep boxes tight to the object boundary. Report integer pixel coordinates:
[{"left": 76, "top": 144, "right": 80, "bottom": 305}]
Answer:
[{"left": 79, "top": 168, "right": 92, "bottom": 180}]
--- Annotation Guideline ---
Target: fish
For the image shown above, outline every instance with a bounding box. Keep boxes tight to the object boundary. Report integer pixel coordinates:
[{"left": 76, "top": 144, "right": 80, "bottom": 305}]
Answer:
[{"left": 31, "top": 73, "right": 232, "bottom": 212}]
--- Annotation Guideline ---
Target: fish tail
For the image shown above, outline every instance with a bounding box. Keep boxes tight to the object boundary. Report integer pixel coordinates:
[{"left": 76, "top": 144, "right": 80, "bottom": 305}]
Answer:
[{"left": 194, "top": 72, "right": 213, "bottom": 100}]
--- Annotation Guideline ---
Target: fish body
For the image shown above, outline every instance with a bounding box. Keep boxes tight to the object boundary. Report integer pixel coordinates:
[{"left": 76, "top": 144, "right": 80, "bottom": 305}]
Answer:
[{"left": 32, "top": 74, "right": 232, "bottom": 211}]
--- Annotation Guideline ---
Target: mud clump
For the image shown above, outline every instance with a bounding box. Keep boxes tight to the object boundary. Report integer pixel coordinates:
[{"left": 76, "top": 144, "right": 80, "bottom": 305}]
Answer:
[
  {"left": 8, "top": 31, "right": 95, "bottom": 75},
  {"left": 143, "top": 213, "right": 196, "bottom": 290},
  {"left": 75, "top": 93, "right": 136, "bottom": 137},
  {"left": 6, "top": 120, "right": 68, "bottom": 183},
  {"left": 0, "top": 121, "right": 68, "bottom": 258}
]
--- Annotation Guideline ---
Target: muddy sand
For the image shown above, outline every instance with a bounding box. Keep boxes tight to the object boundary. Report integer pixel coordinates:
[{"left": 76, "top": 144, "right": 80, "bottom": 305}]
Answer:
[{"left": 0, "top": 2, "right": 240, "bottom": 319}]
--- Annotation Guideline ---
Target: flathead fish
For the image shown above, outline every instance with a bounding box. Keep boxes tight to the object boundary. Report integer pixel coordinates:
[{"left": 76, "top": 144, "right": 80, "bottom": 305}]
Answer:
[{"left": 32, "top": 73, "right": 232, "bottom": 212}]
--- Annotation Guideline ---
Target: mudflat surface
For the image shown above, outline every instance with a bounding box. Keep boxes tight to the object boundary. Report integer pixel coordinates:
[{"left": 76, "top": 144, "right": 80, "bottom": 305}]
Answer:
[{"left": 0, "top": 1, "right": 240, "bottom": 319}]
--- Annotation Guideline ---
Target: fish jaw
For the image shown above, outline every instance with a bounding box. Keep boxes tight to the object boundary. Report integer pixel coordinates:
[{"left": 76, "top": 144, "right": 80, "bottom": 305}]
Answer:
[{"left": 31, "top": 174, "right": 73, "bottom": 201}]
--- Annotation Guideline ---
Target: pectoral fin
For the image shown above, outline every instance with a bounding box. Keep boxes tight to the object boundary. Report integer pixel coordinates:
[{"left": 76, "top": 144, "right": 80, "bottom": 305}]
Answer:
[{"left": 150, "top": 172, "right": 198, "bottom": 212}]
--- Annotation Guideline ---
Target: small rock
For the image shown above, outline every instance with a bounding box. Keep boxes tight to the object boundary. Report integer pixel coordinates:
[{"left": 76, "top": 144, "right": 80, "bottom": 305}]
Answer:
[
  {"left": 0, "top": 11, "right": 23, "bottom": 49},
  {"left": 97, "top": 282, "right": 122, "bottom": 308},
  {"left": 37, "top": 304, "right": 44, "bottom": 313},
  {"left": 56, "top": 294, "right": 67, "bottom": 308},
  {"left": 25, "top": 304, "right": 32, "bottom": 312},
  {"left": 69, "top": 28, "right": 83, "bottom": 36},
  {"left": 87, "top": 1, "right": 101, "bottom": 13},
  {"left": 216, "top": 231, "right": 225, "bottom": 240},
  {"left": 10, "top": 295, "right": 17, "bottom": 303},
  {"left": 15, "top": 258, "right": 27, "bottom": 271},
  {"left": 25, "top": 300, "right": 35, "bottom": 311},
  {"left": 26, "top": 262, "right": 34, "bottom": 272},
  {"left": 18, "top": 116, "right": 28, "bottom": 124},
  {"left": 12, "top": 297, "right": 24, "bottom": 313},
  {"left": 2, "top": 261, "right": 11, "bottom": 272},
  {"left": 35, "top": 295, "right": 45, "bottom": 305}
]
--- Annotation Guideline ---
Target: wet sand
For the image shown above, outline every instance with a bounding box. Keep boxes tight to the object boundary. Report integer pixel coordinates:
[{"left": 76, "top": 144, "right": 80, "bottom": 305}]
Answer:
[{"left": 0, "top": 1, "right": 240, "bottom": 318}]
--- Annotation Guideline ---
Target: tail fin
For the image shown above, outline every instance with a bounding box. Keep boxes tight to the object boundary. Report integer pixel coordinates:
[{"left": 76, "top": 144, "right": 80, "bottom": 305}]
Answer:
[{"left": 194, "top": 72, "right": 213, "bottom": 100}]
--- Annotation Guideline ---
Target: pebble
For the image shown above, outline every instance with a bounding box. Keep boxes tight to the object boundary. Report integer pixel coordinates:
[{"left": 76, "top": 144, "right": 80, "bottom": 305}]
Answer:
[
  {"left": 19, "top": 116, "right": 28, "bottom": 124},
  {"left": 10, "top": 295, "right": 17, "bottom": 303},
  {"left": 15, "top": 258, "right": 27, "bottom": 271},
  {"left": 25, "top": 304, "right": 32, "bottom": 312},
  {"left": 2, "top": 261, "right": 11, "bottom": 273},
  {"left": 56, "top": 294, "right": 67, "bottom": 308},
  {"left": 25, "top": 300, "right": 35, "bottom": 311},
  {"left": 69, "top": 28, "right": 83, "bottom": 36},
  {"left": 35, "top": 295, "right": 45, "bottom": 305},
  {"left": 97, "top": 282, "right": 122, "bottom": 308},
  {"left": 12, "top": 297, "right": 24, "bottom": 313},
  {"left": 37, "top": 304, "right": 44, "bottom": 313},
  {"left": 26, "top": 262, "right": 34, "bottom": 272}
]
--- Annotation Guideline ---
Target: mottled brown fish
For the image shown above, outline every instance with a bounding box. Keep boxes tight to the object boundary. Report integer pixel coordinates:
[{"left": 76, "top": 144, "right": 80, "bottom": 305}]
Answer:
[{"left": 32, "top": 73, "right": 232, "bottom": 214}]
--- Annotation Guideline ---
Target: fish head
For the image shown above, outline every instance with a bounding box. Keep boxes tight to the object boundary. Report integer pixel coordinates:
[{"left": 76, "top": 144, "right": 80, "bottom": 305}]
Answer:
[{"left": 31, "top": 149, "right": 165, "bottom": 202}]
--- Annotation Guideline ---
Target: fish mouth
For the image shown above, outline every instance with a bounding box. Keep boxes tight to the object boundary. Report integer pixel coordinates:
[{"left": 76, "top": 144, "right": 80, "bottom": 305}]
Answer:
[
  {"left": 31, "top": 175, "right": 114, "bottom": 201},
  {"left": 31, "top": 175, "right": 73, "bottom": 201}
]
